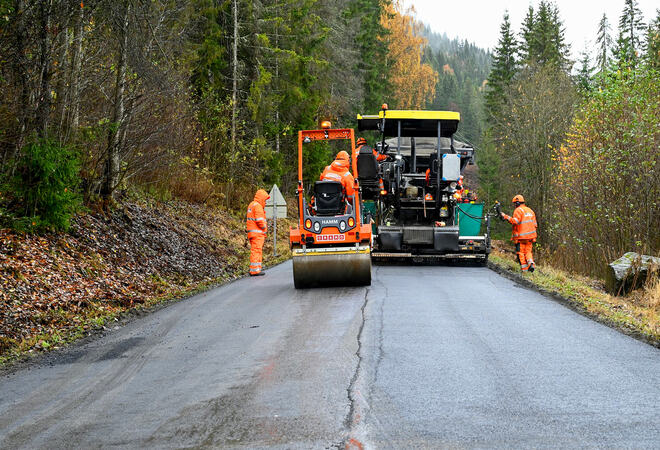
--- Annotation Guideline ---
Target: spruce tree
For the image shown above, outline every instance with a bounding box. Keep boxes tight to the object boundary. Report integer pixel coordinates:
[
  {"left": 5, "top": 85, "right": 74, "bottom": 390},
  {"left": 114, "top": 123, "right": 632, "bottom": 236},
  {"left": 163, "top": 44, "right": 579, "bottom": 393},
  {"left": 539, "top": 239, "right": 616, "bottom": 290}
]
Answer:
[
  {"left": 485, "top": 11, "right": 517, "bottom": 120},
  {"left": 524, "top": 1, "right": 570, "bottom": 69},
  {"left": 646, "top": 9, "right": 660, "bottom": 69},
  {"left": 519, "top": 2, "right": 569, "bottom": 71},
  {"left": 616, "top": 0, "right": 645, "bottom": 69},
  {"left": 531, "top": 1, "right": 553, "bottom": 64},
  {"left": 519, "top": 5, "right": 535, "bottom": 62},
  {"left": 350, "top": 0, "right": 391, "bottom": 110},
  {"left": 596, "top": 13, "right": 612, "bottom": 76},
  {"left": 550, "top": 4, "right": 571, "bottom": 70},
  {"left": 576, "top": 47, "right": 593, "bottom": 93}
]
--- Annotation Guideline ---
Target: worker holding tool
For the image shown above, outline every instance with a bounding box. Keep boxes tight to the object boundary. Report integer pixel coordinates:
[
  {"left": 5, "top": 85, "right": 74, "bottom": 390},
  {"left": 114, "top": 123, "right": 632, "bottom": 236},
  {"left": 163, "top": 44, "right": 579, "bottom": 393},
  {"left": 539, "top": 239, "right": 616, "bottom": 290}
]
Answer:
[
  {"left": 320, "top": 151, "right": 355, "bottom": 197},
  {"left": 246, "top": 189, "right": 270, "bottom": 276},
  {"left": 500, "top": 194, "right": 537, "bottom": 272}
]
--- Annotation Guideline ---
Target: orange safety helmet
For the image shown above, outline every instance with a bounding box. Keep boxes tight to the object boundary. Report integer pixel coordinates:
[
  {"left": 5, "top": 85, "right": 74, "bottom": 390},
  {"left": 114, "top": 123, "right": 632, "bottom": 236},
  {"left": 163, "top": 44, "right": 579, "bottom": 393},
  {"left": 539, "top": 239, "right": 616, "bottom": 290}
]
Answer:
[
  {"left": 356, "top": 137, "right": 367, "bottom": 146},
  {"left": 512, "top": 194, "right": 525, "bottom": 203},
  {"left": 336, "top": 150, "right": 350, "bottom": 161}
]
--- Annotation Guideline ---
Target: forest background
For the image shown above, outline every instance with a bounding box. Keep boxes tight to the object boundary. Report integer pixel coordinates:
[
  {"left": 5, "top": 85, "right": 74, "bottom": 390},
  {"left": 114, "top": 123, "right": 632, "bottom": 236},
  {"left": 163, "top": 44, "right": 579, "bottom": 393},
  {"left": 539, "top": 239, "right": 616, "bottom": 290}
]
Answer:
[{"left": 0, "top": 0, "right": 658, "bottom": 280}]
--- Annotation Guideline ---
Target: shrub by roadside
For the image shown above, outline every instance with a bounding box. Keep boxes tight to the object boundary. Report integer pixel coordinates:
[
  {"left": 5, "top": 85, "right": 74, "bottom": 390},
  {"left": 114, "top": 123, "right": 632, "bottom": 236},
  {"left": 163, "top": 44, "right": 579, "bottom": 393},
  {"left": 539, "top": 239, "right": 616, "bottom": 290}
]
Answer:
[
  {"left": 0, "top": 199, "right": 292, "bottom": 363},
  {"left": 489, "top": 243, "right": 660, "bottom": 347},
  {"left": 1, "top": 139, "right": 81, "bottom": 232}
]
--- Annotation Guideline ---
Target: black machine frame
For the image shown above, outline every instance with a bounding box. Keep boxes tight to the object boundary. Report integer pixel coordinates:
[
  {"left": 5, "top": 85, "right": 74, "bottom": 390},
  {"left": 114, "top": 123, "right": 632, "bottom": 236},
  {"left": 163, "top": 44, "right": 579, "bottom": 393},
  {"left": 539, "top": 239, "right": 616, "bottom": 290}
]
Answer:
[{"left": 357, "top": 107, "right": 491, "bottom": 261}]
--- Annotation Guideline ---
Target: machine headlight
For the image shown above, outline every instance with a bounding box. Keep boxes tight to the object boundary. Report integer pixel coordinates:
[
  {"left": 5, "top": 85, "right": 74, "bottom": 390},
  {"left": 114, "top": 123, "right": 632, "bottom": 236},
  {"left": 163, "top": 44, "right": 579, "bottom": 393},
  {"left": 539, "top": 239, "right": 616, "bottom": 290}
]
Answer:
[
  {"left": 313, "top": 222, "right": 321, "bottom": 232},
  {"left": 348, "top": 217, "right": 355, "bottom": 227},
  {"left": 305, "top": 219, "right": 312, "bottom": 229},
  {"left": 339, "top": 221, "right": 347, "bottom": 231},
  {"left": 450, "top": 181, "right": 457, "bottom": 189}
]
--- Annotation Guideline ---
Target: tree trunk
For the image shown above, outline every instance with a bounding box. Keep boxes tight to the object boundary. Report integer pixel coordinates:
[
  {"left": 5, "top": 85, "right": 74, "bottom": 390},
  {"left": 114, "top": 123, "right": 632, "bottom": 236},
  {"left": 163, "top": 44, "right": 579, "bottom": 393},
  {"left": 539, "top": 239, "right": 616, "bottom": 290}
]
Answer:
[
  {"left": 12, "top": 0, "right": 30, "bottom": 163},
  {"left": 68, "top": 2, "right": 84, "bottom": 132},
  {"left": 103, "top": 1, "right": 130, "bottom": 202},
  {"left": 35, "top": 0, "right": 54, "bottom": 138},
  {"left": 275, "top": 12, "right": 280, "bottom": 154},
  {"left": 55, "top": 27, "right": 71, "bottom": 138},
  {"left": 231, "top": 0, "right": 238, "bottom": 152}
]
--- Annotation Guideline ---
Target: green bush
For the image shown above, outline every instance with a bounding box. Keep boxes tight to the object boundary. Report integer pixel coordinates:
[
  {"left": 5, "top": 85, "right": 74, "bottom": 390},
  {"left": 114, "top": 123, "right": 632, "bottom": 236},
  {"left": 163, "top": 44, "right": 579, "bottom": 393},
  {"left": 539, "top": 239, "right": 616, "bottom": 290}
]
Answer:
[
  {"left": 550, "top": 69, "right": 660, "bottom": 277},
  {"left": 4, "top": 139, "right": 82, "bottom": 232}
]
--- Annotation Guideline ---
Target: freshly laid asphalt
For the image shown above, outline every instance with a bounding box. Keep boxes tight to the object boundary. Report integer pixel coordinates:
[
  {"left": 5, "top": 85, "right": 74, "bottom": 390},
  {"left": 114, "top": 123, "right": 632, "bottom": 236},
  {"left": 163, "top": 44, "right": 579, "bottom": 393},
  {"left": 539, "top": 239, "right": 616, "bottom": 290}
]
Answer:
[{"left": 1, "top": 261, "right": 658, "bottom": 448}]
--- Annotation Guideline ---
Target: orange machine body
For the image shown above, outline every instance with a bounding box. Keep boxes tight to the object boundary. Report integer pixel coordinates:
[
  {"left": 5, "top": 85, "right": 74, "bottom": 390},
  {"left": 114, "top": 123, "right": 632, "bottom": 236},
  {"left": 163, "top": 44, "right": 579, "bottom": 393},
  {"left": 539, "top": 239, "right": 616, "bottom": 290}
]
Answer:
[{"left": 289, "top": 127, "right": 372, "bottom": 248}]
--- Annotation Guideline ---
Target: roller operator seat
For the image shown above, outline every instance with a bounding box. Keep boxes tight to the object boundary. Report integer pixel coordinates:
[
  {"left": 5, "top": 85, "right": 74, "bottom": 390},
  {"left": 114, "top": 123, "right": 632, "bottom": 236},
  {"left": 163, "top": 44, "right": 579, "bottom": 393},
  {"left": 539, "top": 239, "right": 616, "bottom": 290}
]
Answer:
[{"left": 313, "top": 181, "right": 344, "bottom": 216}]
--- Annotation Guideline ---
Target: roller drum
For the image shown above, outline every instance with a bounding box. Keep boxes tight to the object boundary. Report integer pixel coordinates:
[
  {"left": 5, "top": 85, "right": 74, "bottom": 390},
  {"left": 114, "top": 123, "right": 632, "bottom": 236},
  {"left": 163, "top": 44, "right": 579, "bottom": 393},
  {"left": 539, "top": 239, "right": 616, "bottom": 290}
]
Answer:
[{"left": 293, "top": 252, "right": 371, "bottom": 289}]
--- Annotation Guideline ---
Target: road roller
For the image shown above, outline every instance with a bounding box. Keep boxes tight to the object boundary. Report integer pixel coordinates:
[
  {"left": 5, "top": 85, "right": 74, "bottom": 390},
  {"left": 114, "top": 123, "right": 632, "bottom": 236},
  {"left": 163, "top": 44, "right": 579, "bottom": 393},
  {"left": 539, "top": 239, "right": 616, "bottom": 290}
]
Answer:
[{"left": 289, "top": 122, "right": 372, "bottom": 289}]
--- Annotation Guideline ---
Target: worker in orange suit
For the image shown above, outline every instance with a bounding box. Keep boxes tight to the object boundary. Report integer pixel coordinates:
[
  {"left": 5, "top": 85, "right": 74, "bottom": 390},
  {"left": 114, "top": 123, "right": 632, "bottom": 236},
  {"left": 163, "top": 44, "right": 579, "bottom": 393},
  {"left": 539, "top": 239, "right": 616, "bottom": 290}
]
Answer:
[
  {"left": 246, "top": 189, "right": 269, "bottom": 276},
  {"left": 355, "top": 137, "right": 388, "bottom": 162},
  {"left": 320, "top": 150, "right": 355, "bottom": 197},
  {"left": 501, "top": 194, "right": 538, "bottom": 272}
]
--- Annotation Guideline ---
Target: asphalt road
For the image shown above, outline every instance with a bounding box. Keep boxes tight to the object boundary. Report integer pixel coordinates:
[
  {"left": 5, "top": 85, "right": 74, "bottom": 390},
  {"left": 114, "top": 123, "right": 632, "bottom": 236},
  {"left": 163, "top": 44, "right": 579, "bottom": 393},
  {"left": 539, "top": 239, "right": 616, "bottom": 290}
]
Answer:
[{"left": 1, "top": 261, "right": 659, "bottom": 448}]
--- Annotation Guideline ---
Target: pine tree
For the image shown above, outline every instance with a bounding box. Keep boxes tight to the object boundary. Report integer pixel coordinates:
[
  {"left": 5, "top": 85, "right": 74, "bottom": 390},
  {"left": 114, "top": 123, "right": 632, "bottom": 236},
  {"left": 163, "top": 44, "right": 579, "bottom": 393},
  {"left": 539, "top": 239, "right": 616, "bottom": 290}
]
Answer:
[
  {"left": 616, "top": 0, "right": 645, "bottom": 69},
  {"left": 596, "top": 13, "right": 612, "bottom": 76},
  {"left": 485, "top": 11, "right": 517, "bottom": 120}
]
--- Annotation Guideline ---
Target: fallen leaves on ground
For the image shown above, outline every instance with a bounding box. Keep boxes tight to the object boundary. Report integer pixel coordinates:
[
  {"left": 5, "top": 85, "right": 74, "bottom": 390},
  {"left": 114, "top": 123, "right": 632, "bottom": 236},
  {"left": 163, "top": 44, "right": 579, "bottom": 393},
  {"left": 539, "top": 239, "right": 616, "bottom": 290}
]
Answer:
[{"left": 0, "top": 200, "right": 291, "bottom": 359}]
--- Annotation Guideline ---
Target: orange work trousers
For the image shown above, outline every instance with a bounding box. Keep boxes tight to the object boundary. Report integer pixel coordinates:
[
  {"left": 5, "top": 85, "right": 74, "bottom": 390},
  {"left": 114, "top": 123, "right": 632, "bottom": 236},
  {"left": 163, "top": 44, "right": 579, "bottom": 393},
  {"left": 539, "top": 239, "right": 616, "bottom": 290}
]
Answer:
[
  {"left": 515, "top": 240, "right": 535, "bottom": 271},
  {"left": 249, "top": 234, "right": 265, "bottom": 275}
]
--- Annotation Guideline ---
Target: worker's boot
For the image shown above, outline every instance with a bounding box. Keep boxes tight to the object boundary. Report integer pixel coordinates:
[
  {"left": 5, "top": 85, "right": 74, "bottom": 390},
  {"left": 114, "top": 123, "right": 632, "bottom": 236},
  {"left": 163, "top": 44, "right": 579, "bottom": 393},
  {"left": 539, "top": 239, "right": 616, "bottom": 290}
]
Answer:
[{"left": 528, "top": 263, "right": 535, "bottom": 273}]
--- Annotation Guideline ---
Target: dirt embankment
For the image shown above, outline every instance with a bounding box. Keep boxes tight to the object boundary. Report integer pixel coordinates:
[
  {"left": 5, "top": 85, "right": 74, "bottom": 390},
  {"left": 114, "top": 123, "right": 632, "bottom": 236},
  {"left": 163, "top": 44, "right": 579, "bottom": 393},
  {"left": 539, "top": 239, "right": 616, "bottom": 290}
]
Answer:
[{"left": 0, "top": 200, "right": 291, "bottom": 361}]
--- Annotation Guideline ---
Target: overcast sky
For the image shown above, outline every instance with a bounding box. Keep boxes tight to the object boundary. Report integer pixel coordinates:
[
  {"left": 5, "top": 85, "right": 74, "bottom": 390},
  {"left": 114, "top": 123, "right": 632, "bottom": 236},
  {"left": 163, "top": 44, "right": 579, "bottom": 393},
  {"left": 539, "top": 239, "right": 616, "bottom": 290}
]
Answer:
[{"left": 403, "top": 0, "right": 659, "bottom": 60}]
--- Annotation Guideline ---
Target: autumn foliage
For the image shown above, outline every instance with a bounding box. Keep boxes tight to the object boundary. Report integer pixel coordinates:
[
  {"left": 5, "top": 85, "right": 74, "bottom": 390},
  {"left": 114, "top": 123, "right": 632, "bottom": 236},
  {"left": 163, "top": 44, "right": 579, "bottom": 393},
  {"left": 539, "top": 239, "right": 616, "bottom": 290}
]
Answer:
[
  {"left": 381, "top": 1, "right": 437, "bottom": 109},
  {"left": 549, "top": 70, "right": 660, "bottom": 277}
]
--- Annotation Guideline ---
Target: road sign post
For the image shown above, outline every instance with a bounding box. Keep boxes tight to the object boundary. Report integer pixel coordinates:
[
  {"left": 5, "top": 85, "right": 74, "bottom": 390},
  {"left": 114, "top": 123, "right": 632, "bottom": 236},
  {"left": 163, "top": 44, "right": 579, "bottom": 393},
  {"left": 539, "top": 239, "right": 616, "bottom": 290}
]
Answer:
[{"left": 265, "top": 184, "right": 287, "bottom": 257}]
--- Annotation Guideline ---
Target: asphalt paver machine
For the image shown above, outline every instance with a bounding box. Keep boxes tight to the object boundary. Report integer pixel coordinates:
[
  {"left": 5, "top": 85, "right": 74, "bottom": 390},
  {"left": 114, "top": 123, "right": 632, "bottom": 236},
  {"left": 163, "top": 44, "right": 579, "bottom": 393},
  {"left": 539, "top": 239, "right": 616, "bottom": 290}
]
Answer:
[
  {"left": 356, "top": 107, "right": 491, "bottom": 262},
  {"left": 289, "top": 122, "right": 372, "bottom": 288}
]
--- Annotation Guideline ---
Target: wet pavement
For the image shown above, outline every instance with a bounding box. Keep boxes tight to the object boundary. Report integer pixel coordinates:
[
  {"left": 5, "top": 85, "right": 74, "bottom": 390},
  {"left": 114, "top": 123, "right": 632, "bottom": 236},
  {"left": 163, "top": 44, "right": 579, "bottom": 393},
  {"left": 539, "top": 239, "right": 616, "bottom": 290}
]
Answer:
[{"left": 1, "top": 261, "right": 659, "bottom": 448}]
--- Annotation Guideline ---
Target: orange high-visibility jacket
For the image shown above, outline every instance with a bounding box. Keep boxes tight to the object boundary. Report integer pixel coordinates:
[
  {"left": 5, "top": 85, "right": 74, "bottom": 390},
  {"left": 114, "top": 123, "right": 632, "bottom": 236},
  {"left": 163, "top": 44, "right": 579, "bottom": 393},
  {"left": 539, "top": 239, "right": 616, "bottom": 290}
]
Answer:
[
  {"left": 246, "top": 189, "right": 269, "bottom": 238},
  {"left": 320, "top": 159, "right": 355, "bottom": 197},
  {"left": 503, "top": 205, "right": 537, "bottom": 242},
  {"left": 374, "top": 149, "right": 388, "bottom": 162}
]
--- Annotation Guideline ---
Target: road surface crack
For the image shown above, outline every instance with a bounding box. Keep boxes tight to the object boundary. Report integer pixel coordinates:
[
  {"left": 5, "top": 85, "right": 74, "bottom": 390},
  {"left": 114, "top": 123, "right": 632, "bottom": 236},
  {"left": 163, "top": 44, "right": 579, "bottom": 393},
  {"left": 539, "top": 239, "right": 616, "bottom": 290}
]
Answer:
[{"left": 344, "top": 288, "right": 369, "bottom": 431}]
